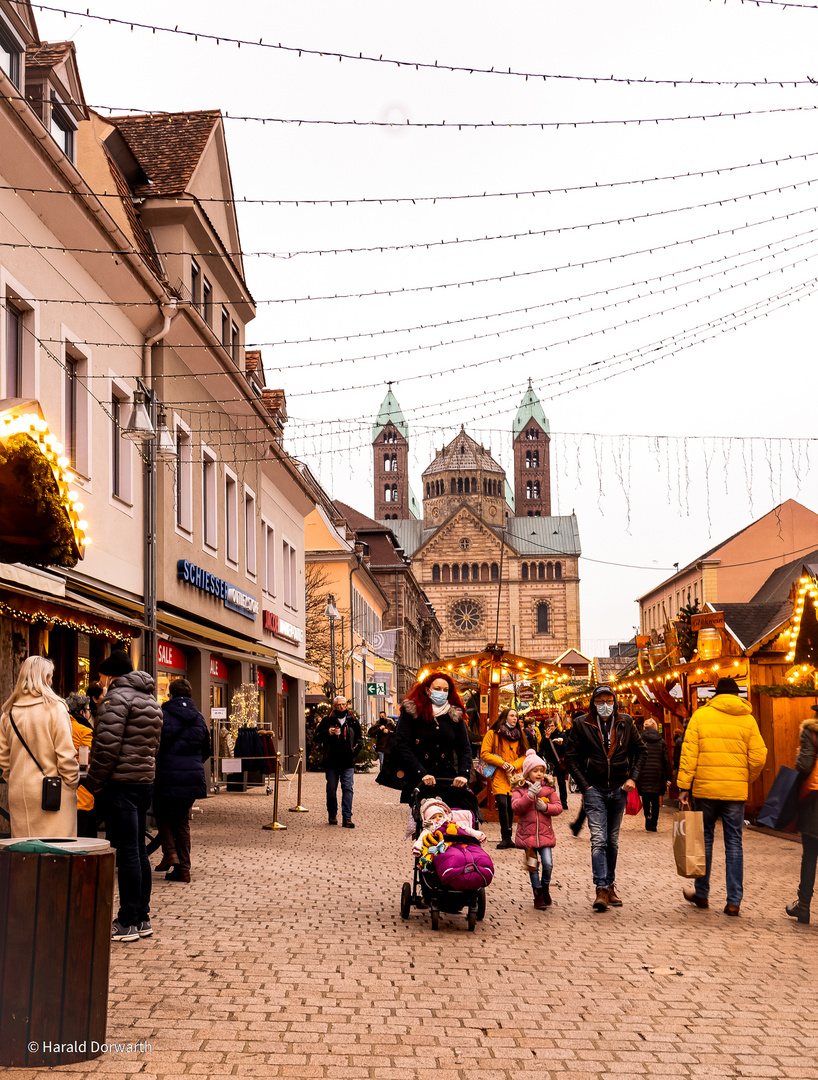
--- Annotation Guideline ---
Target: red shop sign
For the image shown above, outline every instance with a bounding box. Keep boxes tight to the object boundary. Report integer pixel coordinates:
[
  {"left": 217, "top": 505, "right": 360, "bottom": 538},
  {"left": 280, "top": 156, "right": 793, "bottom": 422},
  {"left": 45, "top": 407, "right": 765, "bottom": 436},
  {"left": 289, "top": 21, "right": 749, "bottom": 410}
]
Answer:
[
  {"left": 210, "top": 655, "right": 228, "bottom": 681},
  {"left": 157, "top": 640, "right": 187, "bottom": 671},
  {"left": 257, "top": 670, "right": 266, "bottom": 688}
]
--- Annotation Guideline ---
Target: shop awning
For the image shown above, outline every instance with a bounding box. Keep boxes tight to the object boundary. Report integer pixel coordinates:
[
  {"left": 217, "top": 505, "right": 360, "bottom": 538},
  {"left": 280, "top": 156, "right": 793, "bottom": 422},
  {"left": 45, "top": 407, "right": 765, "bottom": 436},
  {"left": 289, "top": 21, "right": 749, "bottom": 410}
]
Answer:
[
  {"left": 276, "top": 653, "right": 320, "bottom": 683},
  {"left": 0, "top": 580, "right": 143, "bottom": 640},
  {"left": 158, "top": 609, "right": 279, "bottom": 666}
]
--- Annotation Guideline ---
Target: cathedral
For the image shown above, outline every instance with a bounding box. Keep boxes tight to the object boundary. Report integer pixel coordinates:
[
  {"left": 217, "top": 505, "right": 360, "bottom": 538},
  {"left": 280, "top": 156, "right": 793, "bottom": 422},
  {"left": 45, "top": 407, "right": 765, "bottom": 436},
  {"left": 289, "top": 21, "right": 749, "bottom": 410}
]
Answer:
[{"left": 373, "top": 386, "right": 582, "bottom": 662}]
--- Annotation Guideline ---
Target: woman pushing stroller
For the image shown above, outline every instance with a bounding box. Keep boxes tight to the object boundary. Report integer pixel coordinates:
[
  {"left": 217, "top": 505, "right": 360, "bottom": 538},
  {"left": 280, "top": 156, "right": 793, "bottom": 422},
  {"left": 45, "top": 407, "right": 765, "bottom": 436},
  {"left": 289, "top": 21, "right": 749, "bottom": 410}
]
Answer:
[{"left": 512, "top": 748, "right": 563, "bottom": 910}]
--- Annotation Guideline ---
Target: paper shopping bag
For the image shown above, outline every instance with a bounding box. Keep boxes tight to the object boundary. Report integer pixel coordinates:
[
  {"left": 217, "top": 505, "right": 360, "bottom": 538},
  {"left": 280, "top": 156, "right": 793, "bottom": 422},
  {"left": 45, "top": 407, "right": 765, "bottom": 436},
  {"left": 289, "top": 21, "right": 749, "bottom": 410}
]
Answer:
[{"left": 672, "top": 810, "right": 706, "bottom": 878}]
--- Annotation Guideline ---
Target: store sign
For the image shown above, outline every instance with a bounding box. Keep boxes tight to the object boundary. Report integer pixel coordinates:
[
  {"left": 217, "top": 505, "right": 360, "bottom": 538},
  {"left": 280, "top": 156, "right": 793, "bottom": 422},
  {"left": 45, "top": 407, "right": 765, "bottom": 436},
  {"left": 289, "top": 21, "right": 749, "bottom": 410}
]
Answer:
[
  {"left": 157, "top": 641, "right": 186, "bottom": 671},
  {"left": 690, "top": 612, "right": 725, "bottom": 631},
  {"left": 210, "top": 655, "right": 228, "bottom": 680},
  {"left": 262, "top": 609, "right": 304, "bottom": 644},
  {"left": 177, "top": 559, "right": 259, "bottom": 621}
]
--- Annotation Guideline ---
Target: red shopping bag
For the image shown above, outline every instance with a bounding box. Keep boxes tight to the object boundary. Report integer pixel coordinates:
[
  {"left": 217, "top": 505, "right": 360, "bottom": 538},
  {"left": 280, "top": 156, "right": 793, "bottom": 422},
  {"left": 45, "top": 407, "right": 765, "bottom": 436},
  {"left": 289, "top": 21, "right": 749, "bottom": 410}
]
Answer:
[{"left": 625, "top": 788, "right": 642, "bottom": 816}]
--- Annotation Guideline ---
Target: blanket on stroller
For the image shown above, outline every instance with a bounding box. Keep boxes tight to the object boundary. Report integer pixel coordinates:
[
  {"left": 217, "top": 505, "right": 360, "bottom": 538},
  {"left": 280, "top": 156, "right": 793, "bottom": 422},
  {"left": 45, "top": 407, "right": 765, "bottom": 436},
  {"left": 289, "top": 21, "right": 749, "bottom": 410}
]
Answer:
[{"left": 418, "top": 823, "right": 495, "bottom": 890}]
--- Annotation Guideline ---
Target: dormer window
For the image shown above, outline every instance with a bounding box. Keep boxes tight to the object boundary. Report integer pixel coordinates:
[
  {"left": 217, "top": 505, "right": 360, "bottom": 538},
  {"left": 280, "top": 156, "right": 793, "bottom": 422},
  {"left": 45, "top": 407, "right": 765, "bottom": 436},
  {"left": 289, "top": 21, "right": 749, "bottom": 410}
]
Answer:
[
  {"left": 0, "top": 24, "right": 23, "bottom": 87},
  {"left": 50, "top": 96, "right": 75, "bottom": 159}
]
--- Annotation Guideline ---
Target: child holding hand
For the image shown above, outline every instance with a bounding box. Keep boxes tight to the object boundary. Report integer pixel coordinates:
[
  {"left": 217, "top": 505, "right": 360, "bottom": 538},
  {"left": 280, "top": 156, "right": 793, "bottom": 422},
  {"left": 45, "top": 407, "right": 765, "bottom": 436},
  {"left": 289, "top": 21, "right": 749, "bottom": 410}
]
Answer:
[{"left": 511, "top": 749, "right": 562, "bottom": 910}]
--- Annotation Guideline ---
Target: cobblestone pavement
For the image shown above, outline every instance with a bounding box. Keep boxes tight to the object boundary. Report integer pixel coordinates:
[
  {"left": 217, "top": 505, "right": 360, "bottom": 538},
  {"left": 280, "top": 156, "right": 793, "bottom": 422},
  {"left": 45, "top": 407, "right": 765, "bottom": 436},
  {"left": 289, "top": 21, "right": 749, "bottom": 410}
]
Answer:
[{"left": 2, "top": 770, "right": 813, "bottom": 1080}]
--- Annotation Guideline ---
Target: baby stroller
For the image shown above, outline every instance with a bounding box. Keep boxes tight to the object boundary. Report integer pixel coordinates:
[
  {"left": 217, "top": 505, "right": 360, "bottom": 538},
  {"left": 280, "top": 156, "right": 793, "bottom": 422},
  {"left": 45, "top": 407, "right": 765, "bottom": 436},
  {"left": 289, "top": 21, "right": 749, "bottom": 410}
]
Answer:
[{"left": 399, "top": 781, "right": 490, "bottom": 931}]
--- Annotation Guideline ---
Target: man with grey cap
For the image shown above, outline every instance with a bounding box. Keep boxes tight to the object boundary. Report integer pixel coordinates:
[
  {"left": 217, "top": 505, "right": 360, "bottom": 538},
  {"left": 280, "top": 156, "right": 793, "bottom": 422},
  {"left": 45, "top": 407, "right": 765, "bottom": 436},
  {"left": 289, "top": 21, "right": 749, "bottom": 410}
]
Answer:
[{"left": 565, "top": 685, "right": 646, "bottom": 912}]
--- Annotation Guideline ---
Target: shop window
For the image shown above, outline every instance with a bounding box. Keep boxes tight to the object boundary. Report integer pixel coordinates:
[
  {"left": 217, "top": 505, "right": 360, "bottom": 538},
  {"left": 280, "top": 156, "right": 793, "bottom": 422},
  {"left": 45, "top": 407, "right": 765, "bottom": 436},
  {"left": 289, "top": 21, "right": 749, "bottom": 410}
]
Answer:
[
  {"left": 202, "top": 445, "right": 217, "bottom": 549},
  {"left": 244, "top": 486, "right": 256, "bottom": 576},
  {"left": 175, "top": 417, "right": 193, "bottom": 533},
  {"left": 225, "top": 469, "right": 238, "bottom": 563}
]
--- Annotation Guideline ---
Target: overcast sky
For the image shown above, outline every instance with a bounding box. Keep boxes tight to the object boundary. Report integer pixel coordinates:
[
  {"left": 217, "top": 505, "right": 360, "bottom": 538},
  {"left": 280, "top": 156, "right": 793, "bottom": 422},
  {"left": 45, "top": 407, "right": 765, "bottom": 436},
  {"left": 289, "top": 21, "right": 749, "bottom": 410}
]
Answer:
[{"left": 39, "top": 0, "right": 818, "bottom": 655}]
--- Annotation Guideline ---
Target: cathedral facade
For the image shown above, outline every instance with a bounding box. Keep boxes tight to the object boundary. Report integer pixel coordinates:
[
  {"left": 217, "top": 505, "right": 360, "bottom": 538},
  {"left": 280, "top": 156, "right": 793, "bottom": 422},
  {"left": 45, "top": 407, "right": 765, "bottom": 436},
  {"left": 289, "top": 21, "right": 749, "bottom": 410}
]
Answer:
[{"left": 373, "top": 386, "right": 582, "bottom": 662}]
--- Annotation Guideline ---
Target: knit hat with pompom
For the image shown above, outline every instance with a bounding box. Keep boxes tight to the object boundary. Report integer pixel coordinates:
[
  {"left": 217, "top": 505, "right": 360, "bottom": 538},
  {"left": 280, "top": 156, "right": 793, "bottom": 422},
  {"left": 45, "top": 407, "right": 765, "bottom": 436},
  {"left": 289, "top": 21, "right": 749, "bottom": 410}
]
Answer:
[{"left": 521, "top": 747, "right": 548, "bottom": 778}]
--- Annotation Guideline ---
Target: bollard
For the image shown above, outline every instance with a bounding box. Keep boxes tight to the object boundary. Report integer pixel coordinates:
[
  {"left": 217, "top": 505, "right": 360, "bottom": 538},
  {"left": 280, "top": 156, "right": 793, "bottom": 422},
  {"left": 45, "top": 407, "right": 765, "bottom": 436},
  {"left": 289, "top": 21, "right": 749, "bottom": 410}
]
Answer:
[
  {"left": 288, "top": 748, "right": 309, "bottom": 813},
  {"left": 261, "top": 752, "right": 287, "bottom": 830}
]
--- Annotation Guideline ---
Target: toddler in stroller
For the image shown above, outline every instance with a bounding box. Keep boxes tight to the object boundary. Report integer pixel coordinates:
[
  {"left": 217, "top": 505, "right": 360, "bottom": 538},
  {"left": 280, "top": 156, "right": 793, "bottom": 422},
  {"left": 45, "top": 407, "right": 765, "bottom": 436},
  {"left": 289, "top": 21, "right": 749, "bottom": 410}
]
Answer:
[{"left": 400, "top": 782, "right": 494, "bottom": 931}]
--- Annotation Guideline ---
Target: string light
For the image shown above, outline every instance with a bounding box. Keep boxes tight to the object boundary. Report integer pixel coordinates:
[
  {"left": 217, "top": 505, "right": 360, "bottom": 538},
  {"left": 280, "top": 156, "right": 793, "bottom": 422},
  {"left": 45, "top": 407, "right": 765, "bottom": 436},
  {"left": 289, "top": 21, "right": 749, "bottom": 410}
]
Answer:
[
  {"left": 0, "top": 600, "right": 124, "bottom": 641},
  {"left": 6, "top": 148, "right": 818, "bottom": 207},
  {"left": 785, "top": 574, "right": 818, "bottom": 663},
  {"left": 24, "top": 4, "right": 818, "bottom": 85}
]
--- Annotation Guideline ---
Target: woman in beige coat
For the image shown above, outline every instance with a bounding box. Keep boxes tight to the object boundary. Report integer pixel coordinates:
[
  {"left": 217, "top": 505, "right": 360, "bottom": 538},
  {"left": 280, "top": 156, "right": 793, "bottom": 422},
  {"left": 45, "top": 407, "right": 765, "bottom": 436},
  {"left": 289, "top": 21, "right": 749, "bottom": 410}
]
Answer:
[{"left": 0, "top": 656, "right": 78, "bottom": 837}]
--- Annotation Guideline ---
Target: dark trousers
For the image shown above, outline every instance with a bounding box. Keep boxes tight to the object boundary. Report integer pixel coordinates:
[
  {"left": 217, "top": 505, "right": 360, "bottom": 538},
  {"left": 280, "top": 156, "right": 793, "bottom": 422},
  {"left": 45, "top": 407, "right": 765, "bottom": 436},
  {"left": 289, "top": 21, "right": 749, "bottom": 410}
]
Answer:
[
  {"left": 106, "top": 783, "right": 153, "bottom": 926},
  {"left": 77, "top": 808, "right": 98, "bottom": 838},
  {"left": 496, "top": 793, "right": 512, "bottom": 841},
  {"left": 642, "top": 793, "right": 661, "bottom": 829},
  {"left": 554, "top": 768, "right": 568, "bottom": 810},
  {"left": 154, "top": 795, "right": 194, "bottom": 872},
  {"left": 800, "top": 834, "right": 818, "bottom": 904}
]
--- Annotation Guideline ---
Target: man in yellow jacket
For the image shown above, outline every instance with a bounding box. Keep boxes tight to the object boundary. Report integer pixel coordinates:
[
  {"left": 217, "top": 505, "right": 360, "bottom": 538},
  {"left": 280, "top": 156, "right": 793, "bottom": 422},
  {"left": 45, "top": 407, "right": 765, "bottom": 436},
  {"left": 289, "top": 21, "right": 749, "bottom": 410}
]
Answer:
[{"left": 677, "top": 677, "right": 767, "bottom": 916}]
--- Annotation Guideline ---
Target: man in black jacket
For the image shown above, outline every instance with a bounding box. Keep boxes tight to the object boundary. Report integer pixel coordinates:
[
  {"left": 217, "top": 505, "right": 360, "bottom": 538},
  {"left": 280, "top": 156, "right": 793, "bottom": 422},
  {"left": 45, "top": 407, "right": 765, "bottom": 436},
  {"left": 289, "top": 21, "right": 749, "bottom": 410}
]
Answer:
[
  {"left": 565, "top": 685, "right": 646, "bottom": 912},
  {"left": 315, "top": 696, "right": 362, "bottom": 827}
]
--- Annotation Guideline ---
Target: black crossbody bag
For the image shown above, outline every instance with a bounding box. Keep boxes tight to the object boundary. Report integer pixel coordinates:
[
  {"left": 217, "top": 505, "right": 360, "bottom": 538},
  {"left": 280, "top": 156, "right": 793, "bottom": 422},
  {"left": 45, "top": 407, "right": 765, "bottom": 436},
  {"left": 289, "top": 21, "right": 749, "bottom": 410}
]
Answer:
[{"left": 8, "top": 709, "right": 62, "bottom": 811}]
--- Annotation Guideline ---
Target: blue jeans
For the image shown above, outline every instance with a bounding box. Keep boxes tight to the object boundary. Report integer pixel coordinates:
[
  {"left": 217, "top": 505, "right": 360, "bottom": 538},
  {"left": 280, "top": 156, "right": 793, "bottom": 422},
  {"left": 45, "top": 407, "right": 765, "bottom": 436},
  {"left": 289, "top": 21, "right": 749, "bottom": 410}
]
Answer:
[
  {"left": 377, "top": 752, "right": 385, "bottom": 768},
  {"left": 583, "top": 786, "right": 627, "bottom": 888},
  {"left": 105, "top": 783, "right": 153, "bottom": 926},
  {"left": 326, "top": 767, "right": 354, "bottom": 821},
  {"left": 694, "top": 798, "right": 745, "bottom": 906},
  {"left": 528, "top": 846, "right": 553, "bottom": 890}
]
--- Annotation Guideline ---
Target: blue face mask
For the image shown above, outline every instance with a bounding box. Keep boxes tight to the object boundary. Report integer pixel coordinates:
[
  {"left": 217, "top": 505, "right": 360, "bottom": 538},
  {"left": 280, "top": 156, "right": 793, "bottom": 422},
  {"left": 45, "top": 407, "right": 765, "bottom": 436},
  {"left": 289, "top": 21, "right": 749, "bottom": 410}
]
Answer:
[{"left": 429, "top": 689, "right": 449, "bottom": 707}]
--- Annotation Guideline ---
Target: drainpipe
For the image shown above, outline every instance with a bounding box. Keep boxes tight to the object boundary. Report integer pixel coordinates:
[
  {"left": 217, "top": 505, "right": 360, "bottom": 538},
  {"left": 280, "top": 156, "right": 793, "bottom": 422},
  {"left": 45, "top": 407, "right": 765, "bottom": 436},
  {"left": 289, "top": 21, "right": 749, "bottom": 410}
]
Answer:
[{"left": 142, "top": 300, "right": 178, "bottom": 682}]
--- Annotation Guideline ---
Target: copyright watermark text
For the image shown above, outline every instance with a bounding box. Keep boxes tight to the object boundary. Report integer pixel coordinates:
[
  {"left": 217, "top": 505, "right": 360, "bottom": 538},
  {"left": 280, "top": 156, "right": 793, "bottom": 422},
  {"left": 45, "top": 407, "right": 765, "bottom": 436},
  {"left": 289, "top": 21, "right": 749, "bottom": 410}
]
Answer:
[{"left": 28, "top": 1041, "right": 151, "bottom": 1054}]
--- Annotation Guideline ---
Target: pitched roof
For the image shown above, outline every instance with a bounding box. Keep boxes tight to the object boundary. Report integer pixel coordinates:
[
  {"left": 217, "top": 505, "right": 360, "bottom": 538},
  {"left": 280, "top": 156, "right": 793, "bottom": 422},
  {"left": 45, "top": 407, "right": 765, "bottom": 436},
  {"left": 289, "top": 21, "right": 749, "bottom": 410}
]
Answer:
[
  {"left": 750, "top": 548, "right": 818, "bottom": 603},
  {"left": 372, "top": 388, "right": 408, "bottom": 441},
  {"left": 711, "top": 601, "right": 792, "bottom": 652},
  {"left": 379, "top": 512, "right": 581, "bottom": 558},
  {"left": 335, "top": 501, "right": 389, "bottom": 535},
  {"left": 513, "top": 384, "right": 550, "bottom": 437},
  {"left": 423, "top": 428, "right": 505, "bottom": 477},
  {"left": 111, "top": 110, "right": 220, "bottom": 196},
  {"left": 25, "top": 41, "right": 72, "bottom": 67}
]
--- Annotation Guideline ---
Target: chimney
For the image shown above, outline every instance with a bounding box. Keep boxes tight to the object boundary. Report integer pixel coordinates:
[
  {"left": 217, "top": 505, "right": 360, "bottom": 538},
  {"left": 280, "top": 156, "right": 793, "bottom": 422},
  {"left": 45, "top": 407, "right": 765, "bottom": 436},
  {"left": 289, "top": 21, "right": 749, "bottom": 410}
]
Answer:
[
  {"left": 245, "top": 349, "right": 261, "bottom": 377},
  {"left": 262, "top": 388, "right": 287, "bottom": 440}
]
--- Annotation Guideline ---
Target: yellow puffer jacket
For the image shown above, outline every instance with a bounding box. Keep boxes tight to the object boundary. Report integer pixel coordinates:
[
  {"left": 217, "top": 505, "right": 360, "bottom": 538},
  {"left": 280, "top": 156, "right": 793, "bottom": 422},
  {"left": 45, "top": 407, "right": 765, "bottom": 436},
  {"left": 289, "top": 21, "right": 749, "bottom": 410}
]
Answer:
[{"left": 677, "top": 694, "right": 767, "bottom": 801}]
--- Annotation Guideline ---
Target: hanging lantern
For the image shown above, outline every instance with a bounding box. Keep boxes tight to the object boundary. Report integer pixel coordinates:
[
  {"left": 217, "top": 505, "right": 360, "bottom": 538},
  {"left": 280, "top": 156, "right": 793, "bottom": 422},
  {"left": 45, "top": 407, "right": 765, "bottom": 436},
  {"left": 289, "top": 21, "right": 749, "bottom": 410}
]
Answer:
[{"left": 696, "top": 628, "right": 721, "bottom": 661}]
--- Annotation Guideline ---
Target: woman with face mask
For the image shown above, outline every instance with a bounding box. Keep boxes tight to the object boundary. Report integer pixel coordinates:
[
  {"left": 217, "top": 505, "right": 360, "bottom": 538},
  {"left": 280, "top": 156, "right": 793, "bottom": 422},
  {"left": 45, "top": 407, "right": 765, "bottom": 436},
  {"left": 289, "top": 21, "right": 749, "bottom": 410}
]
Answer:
[
  {"left": 480, "top": 708, "right": 530, "bottom": 848},
  {"left": 393, "top": 672, "right": 473, "bottom": 803}
]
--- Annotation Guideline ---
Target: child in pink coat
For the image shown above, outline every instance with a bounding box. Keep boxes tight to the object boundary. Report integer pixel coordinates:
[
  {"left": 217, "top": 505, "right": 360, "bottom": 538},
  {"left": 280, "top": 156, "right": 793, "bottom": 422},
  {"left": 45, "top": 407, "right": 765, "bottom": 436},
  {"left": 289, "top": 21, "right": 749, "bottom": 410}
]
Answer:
[{"left": 511, "top": 748, "right": 563, "bottom": 910}]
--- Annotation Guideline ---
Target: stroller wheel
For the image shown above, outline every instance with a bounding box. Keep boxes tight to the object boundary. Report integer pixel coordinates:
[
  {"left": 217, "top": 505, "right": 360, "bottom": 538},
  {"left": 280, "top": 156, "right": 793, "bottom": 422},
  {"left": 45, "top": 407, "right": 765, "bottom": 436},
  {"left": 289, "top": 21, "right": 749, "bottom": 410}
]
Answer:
[
  {"left": 400, "top": 882, "right": 411, "bottom": 919},
  {"left": 430, "top": 907, "right": 440, "bottom": 931},
  {"left": 476, "top": 887, "right": 486, "bottom": 921},
  {"left": 467, "top": 908, "right": 477, "bottom": 932}
]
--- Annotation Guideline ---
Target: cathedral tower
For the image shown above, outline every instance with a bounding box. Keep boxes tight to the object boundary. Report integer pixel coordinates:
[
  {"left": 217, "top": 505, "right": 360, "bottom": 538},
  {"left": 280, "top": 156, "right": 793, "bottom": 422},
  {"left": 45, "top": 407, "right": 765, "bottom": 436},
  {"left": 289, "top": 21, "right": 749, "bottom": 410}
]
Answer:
[
  {"left": 513, "top": 382, "right": 551, "bottom": 516},
  {"left": 372, "top": 386, "right": 411, "bottom": 520}
]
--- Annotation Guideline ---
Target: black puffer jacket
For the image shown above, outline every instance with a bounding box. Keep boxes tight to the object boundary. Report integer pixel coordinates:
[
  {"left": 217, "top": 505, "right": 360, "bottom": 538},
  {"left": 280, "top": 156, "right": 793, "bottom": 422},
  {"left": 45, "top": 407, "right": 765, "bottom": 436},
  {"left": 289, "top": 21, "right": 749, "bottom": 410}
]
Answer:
[
  {"left": 637, "top": 729, "right": 673, "bottom": 795},
  {"left": 315, "top": 709, "right": 363, "bottom": 769},
  {"left": 394, "top": 700, "right": 472, "bottom": 803},
  {"left": 796, "top": 718, "right": 818, "bottom": 838},
  {"left": 564, "top": 687, "right": 646, "bottom": 793},
  {"left": 154, "top": 696, "right": 211, "bottom": 801},
  {"left": 87, "top": 670, "right": 163, "bottom": 788}
]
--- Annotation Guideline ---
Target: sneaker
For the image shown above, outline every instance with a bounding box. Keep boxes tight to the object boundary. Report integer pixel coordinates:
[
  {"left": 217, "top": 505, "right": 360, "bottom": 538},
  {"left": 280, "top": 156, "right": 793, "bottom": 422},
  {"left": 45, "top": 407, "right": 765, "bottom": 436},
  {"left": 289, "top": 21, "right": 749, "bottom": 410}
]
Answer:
[
  {"left": 136, "top": 919, "right": 153, "bottom": 937},
  {"left": 111, "top": 919, "right": 139, "bottom": 942},
  {"left": 592, "top": 887, "right": 609, "bottom": 912},
  {"left": 606, "top": 884, "right": 623, "bottom": 907}
]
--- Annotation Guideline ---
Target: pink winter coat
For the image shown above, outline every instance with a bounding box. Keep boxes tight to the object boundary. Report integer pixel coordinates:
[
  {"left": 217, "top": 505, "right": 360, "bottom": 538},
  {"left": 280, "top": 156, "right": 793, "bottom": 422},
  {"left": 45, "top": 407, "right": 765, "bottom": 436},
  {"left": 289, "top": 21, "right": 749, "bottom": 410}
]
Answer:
[{"left": 511, "top": 782, "right": 562, "bottom": 849}]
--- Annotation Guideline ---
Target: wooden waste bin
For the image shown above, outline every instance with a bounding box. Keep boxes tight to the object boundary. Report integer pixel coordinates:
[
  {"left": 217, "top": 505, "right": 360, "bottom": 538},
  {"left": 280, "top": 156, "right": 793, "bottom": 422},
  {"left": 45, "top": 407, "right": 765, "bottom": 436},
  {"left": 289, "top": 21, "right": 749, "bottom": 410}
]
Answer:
[{"left": 0, "top": 837, "right": 115, "bottom": 1067}]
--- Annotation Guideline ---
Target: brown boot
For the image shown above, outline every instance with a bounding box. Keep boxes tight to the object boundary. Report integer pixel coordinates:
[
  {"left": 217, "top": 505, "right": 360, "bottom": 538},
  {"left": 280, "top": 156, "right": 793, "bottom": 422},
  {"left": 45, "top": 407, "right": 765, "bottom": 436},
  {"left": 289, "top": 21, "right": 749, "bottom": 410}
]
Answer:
[
  {"left": 166, "top": 867, "right": 191, "bottom": 883},
  {"left": 786, "top": 899, "right": 810, "bottom": 924},
  {"left": 533, "top": 887, "right": 547, "bottom": 910},
  {"left": 593, "top": 887, "right": 609, "bottom": 912},
  {"left": 541, "top": 883, "right": 552, "bottom": 906},
  {"left": 154, "top": 854, "right": 179, "bottom": 873},
  {"left": 606, "top": 884, "right": 622, "bottom": 907},
  {"left": 683, "top": 888, "right": 709, "bottom": 909}
]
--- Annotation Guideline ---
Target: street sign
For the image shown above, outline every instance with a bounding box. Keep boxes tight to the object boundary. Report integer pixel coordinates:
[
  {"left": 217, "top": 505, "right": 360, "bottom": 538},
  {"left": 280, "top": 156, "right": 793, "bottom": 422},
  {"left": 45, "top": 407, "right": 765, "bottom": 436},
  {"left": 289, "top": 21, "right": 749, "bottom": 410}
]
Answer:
[{"left": 366, "top": 681, "right": 387, "bottom": 696}]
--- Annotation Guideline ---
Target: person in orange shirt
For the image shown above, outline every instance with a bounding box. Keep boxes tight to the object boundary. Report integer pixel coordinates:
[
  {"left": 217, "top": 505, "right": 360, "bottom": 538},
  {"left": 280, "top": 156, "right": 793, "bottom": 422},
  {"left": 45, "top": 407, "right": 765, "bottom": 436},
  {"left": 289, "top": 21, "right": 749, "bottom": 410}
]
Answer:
[{"left": 66, "top": 692, "right": 96, "bottom": 838}]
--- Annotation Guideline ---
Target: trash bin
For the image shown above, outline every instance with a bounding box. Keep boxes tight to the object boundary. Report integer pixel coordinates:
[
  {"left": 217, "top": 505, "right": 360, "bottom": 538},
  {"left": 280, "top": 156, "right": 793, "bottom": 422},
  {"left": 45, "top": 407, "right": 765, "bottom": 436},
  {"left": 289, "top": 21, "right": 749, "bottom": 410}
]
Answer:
[{"left": 0, "top": 836, "right": 115, "bottom": 1067}]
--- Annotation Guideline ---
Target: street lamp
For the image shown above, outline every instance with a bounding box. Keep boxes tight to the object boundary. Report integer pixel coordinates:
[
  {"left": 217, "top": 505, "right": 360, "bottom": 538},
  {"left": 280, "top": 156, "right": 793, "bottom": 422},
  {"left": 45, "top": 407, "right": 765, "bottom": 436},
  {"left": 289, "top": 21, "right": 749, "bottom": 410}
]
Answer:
[{"left": 324, "top": 594, "right": 340, "bottom": 699}]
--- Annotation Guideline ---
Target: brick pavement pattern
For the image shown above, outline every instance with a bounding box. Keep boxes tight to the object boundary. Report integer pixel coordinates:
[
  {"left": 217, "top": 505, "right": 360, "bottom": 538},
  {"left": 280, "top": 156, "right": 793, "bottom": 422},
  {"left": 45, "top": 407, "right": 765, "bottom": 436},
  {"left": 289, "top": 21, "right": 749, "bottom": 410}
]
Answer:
[{"left": 1, "top": 771, "right": 812, "bottom": 1080}]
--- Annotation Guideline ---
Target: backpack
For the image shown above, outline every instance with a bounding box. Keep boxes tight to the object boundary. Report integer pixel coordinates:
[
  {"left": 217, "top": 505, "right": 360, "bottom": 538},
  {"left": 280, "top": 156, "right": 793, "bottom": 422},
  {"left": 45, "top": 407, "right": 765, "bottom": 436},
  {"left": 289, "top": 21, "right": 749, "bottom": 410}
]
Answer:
[{"left": 431, "top": 833, "right": 495, "bottom": 890}]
